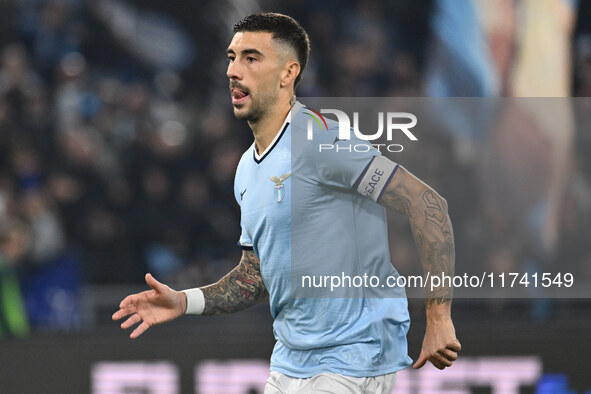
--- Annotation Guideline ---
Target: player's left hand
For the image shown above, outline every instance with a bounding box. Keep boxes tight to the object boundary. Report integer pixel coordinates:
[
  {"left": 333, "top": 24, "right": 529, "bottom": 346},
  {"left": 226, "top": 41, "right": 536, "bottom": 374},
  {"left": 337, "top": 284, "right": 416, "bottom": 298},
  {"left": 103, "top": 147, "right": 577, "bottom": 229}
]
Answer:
[{"left": 413, "top": 317, "right": 461, "bottom": 370}]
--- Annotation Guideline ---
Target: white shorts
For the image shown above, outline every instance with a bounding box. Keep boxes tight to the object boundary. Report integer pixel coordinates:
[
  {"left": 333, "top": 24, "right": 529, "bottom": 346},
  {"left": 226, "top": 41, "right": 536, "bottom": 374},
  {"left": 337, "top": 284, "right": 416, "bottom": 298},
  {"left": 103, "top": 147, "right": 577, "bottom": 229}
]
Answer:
[{"left": 264, "top": 371, "right": 397, "bottom": 394}]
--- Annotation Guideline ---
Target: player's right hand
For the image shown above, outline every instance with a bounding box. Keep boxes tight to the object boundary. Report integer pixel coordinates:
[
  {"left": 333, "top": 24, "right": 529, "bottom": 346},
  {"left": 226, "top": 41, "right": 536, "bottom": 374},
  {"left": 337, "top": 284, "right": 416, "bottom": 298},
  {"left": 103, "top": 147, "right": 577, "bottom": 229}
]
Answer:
[{"left": 112, "top": 273, "right": 187, "bottom": 339}]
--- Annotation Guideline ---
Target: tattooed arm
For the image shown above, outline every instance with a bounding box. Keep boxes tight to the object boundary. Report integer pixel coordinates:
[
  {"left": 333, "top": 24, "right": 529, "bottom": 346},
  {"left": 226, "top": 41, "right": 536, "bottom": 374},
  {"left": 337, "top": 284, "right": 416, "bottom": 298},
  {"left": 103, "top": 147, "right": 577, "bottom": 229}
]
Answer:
[
  {"left": 380, "top": 165, "right": 461, "bottom": 370},
  {"left": 201, "top": 249, "right": 268, "bottom": 315},
  {"left": 112, "top": 250, "right": 267, "bottom": 338}
]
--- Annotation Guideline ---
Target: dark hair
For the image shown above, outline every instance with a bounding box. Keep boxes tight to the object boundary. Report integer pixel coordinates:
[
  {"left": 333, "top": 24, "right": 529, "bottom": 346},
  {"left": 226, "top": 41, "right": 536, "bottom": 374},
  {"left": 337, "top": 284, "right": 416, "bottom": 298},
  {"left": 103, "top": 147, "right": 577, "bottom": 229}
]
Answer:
[{"left": 233, "top": 13, "right": 310, "bottom": 88}]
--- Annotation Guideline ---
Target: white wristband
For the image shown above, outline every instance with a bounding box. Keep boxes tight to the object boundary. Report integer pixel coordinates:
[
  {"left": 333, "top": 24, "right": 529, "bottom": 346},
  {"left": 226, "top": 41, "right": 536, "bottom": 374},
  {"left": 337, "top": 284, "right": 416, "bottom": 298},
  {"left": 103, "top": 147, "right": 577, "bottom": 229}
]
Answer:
[{"left": 182, "top": 288, "right": 205, "bottom": 315}]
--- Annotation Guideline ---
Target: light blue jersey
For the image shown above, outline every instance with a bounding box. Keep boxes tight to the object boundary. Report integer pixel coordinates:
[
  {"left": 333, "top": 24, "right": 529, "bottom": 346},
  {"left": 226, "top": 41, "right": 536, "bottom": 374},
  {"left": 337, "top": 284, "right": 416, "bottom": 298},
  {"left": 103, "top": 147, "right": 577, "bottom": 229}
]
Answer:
[{"left": 234, "top": 102, "right": 412, "bottom": 378}]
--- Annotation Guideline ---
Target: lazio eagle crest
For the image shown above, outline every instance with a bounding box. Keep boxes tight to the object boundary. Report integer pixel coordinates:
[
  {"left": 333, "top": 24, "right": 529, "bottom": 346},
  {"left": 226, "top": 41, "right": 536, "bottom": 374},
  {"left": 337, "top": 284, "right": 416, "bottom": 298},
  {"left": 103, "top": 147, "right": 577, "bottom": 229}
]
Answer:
[{"left": 269, "top": 173, "right": 291, "bottom": 203}]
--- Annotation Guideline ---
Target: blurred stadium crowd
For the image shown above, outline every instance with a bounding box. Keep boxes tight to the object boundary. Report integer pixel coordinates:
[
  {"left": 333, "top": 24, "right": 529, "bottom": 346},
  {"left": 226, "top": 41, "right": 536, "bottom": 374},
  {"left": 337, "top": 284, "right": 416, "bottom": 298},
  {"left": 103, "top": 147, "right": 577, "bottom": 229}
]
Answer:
[{"left": 0, "top": 0, "right": 590, "bottom": 335}]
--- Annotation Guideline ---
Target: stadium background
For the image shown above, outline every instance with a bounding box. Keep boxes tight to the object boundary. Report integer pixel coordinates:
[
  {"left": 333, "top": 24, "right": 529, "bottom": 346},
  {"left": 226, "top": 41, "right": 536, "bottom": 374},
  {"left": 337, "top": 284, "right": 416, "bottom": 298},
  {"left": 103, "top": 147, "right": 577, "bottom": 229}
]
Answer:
[{"left": 0, "top": 0, "right": 590, "bottom": 393}]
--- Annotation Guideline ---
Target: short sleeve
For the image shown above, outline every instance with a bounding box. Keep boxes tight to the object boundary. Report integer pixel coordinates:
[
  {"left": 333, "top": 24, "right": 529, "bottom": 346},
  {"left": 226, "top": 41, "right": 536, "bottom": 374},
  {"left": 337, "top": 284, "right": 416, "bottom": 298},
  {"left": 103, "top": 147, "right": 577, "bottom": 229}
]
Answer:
[
  {"left": 313, "top": 133, "right": 398, "bottom": 202},
  {"left": 238, "top": 215, "right": 253, "bottom": 250},
  {"left": 315, "top": 137, "right": 379, "bottom": 189}
]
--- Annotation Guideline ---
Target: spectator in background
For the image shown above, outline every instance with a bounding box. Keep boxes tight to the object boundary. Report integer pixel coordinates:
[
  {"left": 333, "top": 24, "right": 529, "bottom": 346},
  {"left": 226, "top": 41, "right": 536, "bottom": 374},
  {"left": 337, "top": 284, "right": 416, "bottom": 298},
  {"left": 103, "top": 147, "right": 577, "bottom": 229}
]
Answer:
[
  {"left": 18, "top": 185, "right": 82, "bottom": 331},
  {"left": 0, "top": 216, "right": 30, "bottom": 340},
  {"left": 18, "top": 0, "right": 84, "bottom": 81},
  {"left": 0, "top": 43, "right": 46, "bottom": 146}
]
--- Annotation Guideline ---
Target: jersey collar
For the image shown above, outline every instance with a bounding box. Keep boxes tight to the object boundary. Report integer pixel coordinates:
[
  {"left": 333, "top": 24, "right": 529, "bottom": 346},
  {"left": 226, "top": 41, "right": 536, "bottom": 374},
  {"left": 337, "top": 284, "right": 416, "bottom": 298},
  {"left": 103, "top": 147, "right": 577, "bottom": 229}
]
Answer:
[{"left": 253, "top": 101, "right": 304, "bottom": 164}]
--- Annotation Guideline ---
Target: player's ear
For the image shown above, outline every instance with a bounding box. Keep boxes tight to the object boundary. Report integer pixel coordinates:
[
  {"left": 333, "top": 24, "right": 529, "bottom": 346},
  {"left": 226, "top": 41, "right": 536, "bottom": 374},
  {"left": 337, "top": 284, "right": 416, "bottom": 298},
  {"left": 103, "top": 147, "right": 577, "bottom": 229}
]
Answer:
[{"left": 280, "top": 61, "right": 300, "bottom": 88}]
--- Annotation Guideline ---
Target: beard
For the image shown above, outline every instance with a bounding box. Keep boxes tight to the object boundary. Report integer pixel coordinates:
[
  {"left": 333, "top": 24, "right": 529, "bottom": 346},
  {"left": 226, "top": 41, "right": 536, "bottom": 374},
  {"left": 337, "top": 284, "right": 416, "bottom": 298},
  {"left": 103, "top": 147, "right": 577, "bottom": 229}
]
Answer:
[
  {"left": 233, "top": 98, "right": 264, "bottom": 122},
  {"left": 232, "top": 85, "right": 278, "bottom": 123}
]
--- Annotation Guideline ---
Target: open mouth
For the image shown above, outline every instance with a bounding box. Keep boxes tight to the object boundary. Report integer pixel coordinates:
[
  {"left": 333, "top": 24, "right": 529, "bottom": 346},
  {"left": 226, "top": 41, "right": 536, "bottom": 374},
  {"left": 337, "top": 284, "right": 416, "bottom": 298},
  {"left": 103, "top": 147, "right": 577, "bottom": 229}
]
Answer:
[{"left": 231, "top": 88, "right": 249, "bottom": 104}]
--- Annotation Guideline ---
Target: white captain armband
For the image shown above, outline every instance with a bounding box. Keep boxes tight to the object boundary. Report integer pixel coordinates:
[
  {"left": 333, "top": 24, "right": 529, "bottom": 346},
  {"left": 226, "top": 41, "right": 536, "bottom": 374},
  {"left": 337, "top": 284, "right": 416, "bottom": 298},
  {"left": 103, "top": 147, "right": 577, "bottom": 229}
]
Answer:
[
  {"left": 182, "top": 287, "right": 205, "bottom": 315},
  {"left": 355, "top": 156, "right": 399, "bottom": 202}
]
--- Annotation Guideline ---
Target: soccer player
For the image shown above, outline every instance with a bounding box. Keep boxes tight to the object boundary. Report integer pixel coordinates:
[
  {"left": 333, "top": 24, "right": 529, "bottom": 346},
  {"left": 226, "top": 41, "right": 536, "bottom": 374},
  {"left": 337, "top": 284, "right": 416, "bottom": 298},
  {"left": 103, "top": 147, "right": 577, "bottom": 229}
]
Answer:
[{"left": 113, "top": 13, "right": 461, "bottom": 393}]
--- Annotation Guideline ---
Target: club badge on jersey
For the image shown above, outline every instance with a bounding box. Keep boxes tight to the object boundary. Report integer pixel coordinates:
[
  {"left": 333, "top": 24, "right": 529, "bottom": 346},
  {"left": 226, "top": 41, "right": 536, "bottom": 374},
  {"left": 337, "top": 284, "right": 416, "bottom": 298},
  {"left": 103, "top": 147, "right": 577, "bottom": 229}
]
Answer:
[{"left": 270, "top": 173, "right": 291, "bottom": 203}]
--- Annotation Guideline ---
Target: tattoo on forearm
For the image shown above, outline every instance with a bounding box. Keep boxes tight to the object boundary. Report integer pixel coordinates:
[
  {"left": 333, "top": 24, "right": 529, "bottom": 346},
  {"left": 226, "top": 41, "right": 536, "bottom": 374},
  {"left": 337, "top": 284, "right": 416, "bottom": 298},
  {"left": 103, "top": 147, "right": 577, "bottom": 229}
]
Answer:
[
  {"left": 425, "top": 296, "right": 452, "bottom": 308},
  {"left": 412, "top": 222, "right": 454, "bottom": 304},
  {"left": 201, "top": 250, "right": 268, "bottom": 315},
  {"left": 414, "top": 198, "right": 454, "bottom": 307},
  {"left": 415, "top": 200, "right": 454, "bottom": 307},
  {"left": 381, "top": 166, "right": 455, "bottom": 308}
]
